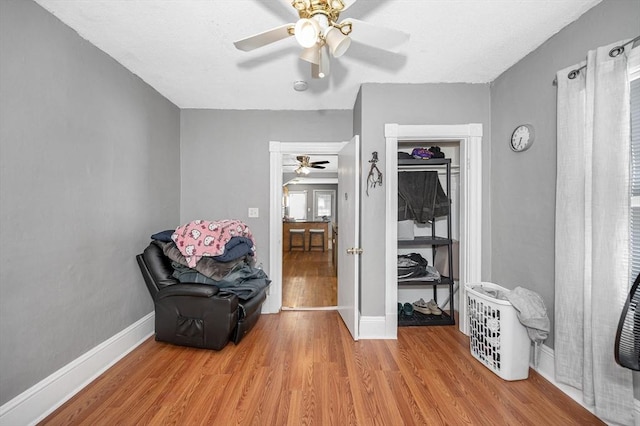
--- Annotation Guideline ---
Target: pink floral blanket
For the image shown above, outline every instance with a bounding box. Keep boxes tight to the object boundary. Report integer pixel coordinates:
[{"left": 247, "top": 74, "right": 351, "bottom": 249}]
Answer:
[{"left": 171, "top": 219, "right": 255, "bottom": 267}]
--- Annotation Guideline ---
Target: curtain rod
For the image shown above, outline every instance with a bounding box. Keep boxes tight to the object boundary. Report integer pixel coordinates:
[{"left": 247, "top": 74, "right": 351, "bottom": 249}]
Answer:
[{"left": 552, "top": 34, "right": 640, "bottom": 86}]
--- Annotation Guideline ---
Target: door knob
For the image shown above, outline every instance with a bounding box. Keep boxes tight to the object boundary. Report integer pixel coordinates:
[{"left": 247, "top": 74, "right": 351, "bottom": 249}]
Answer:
[{"left": 346, "top": 248, "right": 363, "bottom": 255}]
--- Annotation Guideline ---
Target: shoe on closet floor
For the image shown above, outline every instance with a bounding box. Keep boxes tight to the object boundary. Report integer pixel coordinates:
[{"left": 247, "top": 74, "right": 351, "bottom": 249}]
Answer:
[
  {"left": 402, "top": 303, "right": 414, "bottom": 316},
  {"left": 426, "top": 299, "right": 442, "bottom": 315},
  {"left": 412, "top": 298, "right": 433, "bottom": 315}
]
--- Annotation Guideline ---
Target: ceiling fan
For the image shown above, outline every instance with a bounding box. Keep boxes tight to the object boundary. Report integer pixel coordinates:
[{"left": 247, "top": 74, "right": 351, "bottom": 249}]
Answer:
[
  {"left": 287, "top": 155, "right": 330, "bottom": 174},
  {"left": 233, "top": 0, "right": 410, "bottom": 78}
]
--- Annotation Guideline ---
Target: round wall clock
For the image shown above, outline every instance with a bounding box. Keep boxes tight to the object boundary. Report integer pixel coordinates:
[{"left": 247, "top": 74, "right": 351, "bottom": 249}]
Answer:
[{"left": 510, "top": 124, "right": 535, "bottom": 152}]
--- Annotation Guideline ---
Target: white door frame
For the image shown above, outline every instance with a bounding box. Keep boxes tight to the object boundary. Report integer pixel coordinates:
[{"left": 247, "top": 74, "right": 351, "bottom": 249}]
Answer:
[
  {"left": 385, "top": 124, "right": 483, "bottom": 335},
  {"left": 266, "top": 141, "right": 347, "bottom": 314}
]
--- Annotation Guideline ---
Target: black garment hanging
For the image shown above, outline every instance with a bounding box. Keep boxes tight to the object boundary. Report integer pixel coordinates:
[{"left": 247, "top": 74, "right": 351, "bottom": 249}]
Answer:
[{"left": 398, "top": 171, "right": 449, "bottom": 223}]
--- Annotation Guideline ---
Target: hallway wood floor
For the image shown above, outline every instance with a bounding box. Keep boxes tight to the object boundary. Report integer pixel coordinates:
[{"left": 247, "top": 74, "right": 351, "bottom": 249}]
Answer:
[
  {"left": 282, "top": 249, "right": 336, "bottom": 308},
  {"left": 41, "top": 311, "right": 603, "bottom": 425}
]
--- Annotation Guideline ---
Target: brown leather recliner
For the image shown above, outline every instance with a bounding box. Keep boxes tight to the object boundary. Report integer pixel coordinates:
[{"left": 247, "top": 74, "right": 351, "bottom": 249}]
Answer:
[{"left": 136, "top": 242, "right": 267, "bottom": 350}]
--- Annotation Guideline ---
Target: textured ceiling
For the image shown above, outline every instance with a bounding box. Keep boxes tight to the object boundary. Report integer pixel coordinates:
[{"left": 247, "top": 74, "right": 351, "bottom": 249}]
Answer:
[{"left": 34, "top": 0, "right": 602, "bottom": 110}]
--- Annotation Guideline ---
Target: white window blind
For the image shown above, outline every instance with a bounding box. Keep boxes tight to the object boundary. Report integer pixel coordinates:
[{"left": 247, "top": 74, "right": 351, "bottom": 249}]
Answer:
[
  {"left": 313, "top": 190, "right": 334, "bottom": 220},
  {"left": 289, "top": 191, "right": 307, "bottom": 221}
]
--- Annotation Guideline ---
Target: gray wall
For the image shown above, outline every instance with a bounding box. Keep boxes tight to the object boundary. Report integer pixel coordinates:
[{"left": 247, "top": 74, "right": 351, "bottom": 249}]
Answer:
[
  {"left": 357, "top": 83, "right": 492, "bottom": 316},
  {"left": 0, "top": 0, "right": 180, "bottom": 405},
  {"left": 490, "top": 0, "right": 640, "bottom": 349},
  {"left": 179, "top": 109, "right": 352, "bottom": 267}
]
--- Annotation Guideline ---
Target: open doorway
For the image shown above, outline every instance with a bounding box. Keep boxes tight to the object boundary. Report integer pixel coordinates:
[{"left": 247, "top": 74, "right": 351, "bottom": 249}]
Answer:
[
  {"left": 281, "top": 161, "right": 338, "bottom": 309},
  {"left": 266, "top": 141, "right": 348, "bottom": 314}
]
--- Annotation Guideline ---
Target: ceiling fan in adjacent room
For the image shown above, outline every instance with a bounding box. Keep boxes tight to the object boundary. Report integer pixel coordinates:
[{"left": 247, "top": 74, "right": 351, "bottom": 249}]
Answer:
[
  {"left": 287, "top": 155, "right": 330, "bottom": 174},
  {"left": 233, "top": 0, "right": 410, "bottom": 78}
]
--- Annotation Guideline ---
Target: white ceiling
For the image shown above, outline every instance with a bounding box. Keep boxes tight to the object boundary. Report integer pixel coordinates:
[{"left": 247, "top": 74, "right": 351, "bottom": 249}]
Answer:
[{"left": 34, "top": 0, "right": 602, "bottom": 111}]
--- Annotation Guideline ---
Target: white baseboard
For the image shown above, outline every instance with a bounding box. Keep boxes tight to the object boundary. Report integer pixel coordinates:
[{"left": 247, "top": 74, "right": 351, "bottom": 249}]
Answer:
[
  {"left": 0, "top": 312, "right": 155, "bottom": 426},
  {"left": 534, "top": 345, "right": 640, "bottom": 423},
  {"left": 533, "top": 344, "right": 599, "bottom": 418},
  {"left": 359, "top": 315, "right": 392, "bottom": 339}
]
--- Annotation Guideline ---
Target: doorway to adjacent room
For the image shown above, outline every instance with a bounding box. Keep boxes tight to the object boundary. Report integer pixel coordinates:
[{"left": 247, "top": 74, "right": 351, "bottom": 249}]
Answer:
[
  {"left": 281, "top": 183, "right": 337, "bottom": 308},
  {"left": 267, "top": 141, "right": 345, "bottom": 313},
  {"left": 269, "top": 138, "right": 361, "bottom": 340}
]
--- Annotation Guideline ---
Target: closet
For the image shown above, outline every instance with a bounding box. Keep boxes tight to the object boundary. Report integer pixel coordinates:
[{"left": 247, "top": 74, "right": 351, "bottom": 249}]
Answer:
[
  {"left": 384, "top": 123, "right": 483, "bottom": 337},
  {"left": 396, "top": 143, "right": 459, "bottom": 326}
]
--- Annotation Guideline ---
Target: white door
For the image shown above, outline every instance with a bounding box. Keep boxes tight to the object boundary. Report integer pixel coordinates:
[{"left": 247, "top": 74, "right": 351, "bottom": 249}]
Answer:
[{"left": 337, "top": 135, "right": 360, "bottom": 340}]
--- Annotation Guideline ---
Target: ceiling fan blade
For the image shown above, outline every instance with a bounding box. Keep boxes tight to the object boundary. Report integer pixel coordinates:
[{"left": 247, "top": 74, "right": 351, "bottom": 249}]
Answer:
[
  {"left": 233, "top": 24, "right": 294, "bottom": 52},
  {"left": 311, "top": 62, "right": 320, "bottom": 79},
  {"left": 342, "top": 18, "right": 409, "bottom": 52},
  {"left": 310, "top": 161, "right": 330, "bottom": 165},
  {"left": 340, "top": 0, "right": 358, "bottom": 12},
  {"left": 318, "top": 44, "right": 330, "bottom": 78},
  {"left": 311, "top": 165, "right": 326, "bottom": 169}
]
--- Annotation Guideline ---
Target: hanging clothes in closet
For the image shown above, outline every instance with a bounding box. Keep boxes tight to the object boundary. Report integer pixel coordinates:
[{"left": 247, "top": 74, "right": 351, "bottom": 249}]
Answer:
[{"left": 398, "top": 171, "right": 449, "bottom": 223}]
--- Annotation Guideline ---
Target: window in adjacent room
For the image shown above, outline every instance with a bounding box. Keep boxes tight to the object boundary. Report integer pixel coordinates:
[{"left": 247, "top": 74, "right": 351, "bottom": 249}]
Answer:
[
  {"left": 313, "top": 190, "right": 335, "bottom": 221},
  {"left": 288, "top": 190, "right": 307, "bottom": 221}
]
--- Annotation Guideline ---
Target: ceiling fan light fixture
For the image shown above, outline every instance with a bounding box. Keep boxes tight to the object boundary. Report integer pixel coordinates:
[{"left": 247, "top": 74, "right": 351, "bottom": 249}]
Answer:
[
  {"left": 314, "top": 14, "right": 329, "bottom": 31},
  {"left": 299, "top": 45, "right": 320, "bottom": 64},
  {"left": 294, "top": 18, "right": 320, "bottom": 48},
  {"left": 292, "top": 0, "right": 310, "bottom": 11},
  {"left": 338, "top": 21, "right": 352, "bottom": 36},
  {"left": 324, "top": 26, "right": 351, "bottom": 57},
  {"left": 234, "top": 1, "right": 412, "bottom": 80},
  {"left": 296, "top": 165, "right": 311, "bottom": 175},
  {"left": 330, "top": 0, "right": 345, "bottom": 10}
]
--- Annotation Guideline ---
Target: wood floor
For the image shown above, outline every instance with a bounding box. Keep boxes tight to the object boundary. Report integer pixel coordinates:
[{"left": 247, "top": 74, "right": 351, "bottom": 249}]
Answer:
[
  {"left": 41, "top": 311, "right": 603, "bottom": 425},
  {"left": 282, "top": 249, "right": 336, "bottom": 308}
]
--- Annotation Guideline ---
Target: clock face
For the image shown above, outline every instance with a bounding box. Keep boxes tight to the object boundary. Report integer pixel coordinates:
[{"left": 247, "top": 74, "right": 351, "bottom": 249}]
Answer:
[{"left": 510, "top": 124, "right": 534, "bottom": 152}]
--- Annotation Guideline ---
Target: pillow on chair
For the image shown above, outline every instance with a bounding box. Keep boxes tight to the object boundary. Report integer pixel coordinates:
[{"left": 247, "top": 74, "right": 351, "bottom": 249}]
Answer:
[{"left": 150, "top": 229, "right": 175, "bottom": 242}]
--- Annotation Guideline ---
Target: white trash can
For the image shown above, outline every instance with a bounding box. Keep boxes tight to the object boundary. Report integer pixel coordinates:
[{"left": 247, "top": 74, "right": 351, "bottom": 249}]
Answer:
[{"left": 466, "top": 282, "right": 531, "bottom": 381}]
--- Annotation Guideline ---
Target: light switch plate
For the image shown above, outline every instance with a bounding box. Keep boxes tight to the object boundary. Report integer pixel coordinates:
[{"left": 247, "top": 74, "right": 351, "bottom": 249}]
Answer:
[{"left": 248, "top": 207, "right": 259, "bottom": 218}]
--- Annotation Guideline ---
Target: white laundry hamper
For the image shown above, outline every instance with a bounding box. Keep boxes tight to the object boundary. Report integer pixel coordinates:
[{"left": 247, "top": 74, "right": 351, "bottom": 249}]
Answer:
[{"left": 466, "top": 282, "right": 531, "bottom": 381}]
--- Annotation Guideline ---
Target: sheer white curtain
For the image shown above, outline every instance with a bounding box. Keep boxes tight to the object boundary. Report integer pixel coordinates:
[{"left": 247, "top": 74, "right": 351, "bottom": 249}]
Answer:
[{"left": 555, "top": 41, "right": 634, "bottom": 424}]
